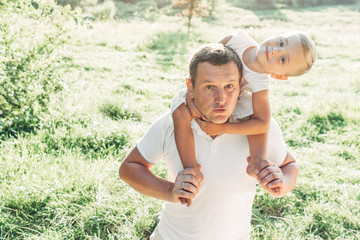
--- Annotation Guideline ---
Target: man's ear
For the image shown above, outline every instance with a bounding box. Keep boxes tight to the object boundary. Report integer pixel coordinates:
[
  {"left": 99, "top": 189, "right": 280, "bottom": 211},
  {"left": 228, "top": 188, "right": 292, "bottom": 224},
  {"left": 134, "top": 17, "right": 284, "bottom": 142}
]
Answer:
[
  {"left": 271, "top": 73, "right": 288, "bottom": 80},
  {"left": 186, "top": 77, "right": 194, "bottom": 95}
]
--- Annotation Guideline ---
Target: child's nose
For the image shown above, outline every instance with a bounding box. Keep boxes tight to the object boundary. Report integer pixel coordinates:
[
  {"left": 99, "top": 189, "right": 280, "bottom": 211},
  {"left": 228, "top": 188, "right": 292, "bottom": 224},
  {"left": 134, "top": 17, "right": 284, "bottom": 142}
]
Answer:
[{"left": 272, "top": 47, "right": 282, "bottom": 56}]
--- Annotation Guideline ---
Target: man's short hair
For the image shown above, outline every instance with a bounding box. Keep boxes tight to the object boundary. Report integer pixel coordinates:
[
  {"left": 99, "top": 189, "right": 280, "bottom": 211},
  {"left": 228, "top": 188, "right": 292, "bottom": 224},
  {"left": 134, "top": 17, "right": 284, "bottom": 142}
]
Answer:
[{"left": 189, "top": 43, "right": 243, "bottom": 86}]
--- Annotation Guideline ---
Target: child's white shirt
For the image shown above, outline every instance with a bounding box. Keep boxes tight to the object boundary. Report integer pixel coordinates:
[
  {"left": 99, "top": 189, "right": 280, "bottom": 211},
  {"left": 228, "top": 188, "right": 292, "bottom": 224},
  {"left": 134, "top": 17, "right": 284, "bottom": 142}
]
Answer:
[{"left": 171, "top": 29, "right": 270, "bottom": 119}]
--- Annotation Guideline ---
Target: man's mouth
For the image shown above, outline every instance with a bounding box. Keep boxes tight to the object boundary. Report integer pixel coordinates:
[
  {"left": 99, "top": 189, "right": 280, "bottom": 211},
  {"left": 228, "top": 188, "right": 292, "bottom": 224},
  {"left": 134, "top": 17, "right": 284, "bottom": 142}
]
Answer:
[{"left": 213, "top": 107, "right": 226, "bottom": 113}]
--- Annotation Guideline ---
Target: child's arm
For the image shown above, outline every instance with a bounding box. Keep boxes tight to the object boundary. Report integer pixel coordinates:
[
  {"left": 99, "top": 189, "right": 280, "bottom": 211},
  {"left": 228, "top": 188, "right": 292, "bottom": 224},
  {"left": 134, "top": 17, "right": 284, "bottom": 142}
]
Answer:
[
  {"left": 196, "top": 90, "right": 270, "bottom": 178},
  {"left": 196, "top": 90, "right": 270, "bottom": 135},
  {"left": 173, "top": 103, "right": 198, "bottom": 171},
  {"left": 172, "top": 104, "right": 198, "bottom": 207},
  {"left": 218, "top": 34, "right": 233, "bottom": 45}
]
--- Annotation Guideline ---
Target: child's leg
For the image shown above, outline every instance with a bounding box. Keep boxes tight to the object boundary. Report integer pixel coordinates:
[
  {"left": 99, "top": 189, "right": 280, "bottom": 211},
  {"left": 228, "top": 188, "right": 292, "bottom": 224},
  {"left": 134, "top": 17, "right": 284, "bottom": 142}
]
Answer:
[
  {"left": 173, "top": 103, "right": 198, "bottom": 206},
  {"left": 246, "top": 132, "right": 268, "bottom": 178},
  {"left": 173, "top": 103, "right": 198, "bottom": 171}
]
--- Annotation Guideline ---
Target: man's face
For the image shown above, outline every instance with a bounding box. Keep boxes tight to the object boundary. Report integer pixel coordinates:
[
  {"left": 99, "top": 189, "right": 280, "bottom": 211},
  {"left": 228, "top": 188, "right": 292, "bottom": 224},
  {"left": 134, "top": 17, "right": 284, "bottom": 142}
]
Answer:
[
  {"left": 187, "top": 62, "right": 241, "bottom": 124},
  {"left": 257, "top": 32, "right": 306, "bottom": 78}
]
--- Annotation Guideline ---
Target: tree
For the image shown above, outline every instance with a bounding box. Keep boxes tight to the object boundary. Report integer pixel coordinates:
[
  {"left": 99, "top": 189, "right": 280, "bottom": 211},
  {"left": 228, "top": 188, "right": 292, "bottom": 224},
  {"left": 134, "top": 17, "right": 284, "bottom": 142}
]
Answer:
[
  {"left": 209, "top": 0, "right": 217, "bottom": 16},
  {"left": 173, "top": 0, "right": 210, "bottom": 33}
]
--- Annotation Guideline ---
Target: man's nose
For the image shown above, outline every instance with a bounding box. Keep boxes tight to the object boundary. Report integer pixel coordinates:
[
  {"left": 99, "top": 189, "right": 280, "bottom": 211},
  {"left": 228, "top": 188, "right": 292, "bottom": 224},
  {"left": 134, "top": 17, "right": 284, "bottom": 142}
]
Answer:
[{"left": 215, "top": 89, "right": 226, "bottom": 104}]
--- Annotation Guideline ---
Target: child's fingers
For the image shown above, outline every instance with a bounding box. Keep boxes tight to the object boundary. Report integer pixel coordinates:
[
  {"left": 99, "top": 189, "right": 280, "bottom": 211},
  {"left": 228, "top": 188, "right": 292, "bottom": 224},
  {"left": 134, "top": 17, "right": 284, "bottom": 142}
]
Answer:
[{"left": 201, "top": 114, "right": 209, "bottom": 122}]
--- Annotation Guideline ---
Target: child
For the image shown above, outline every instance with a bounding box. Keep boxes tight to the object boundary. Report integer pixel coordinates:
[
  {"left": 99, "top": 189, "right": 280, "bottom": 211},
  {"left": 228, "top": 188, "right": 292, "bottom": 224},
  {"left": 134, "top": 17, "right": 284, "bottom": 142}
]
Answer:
[{"left": 171, "top": 29, "right": 316, "bottom": 206}]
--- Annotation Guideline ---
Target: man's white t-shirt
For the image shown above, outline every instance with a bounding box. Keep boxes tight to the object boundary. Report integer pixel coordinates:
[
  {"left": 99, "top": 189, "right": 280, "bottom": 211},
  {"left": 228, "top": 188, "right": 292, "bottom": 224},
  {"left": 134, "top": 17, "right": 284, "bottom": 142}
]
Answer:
[{"left": 136, "top": 112, "right": 287, "bottom": 240}]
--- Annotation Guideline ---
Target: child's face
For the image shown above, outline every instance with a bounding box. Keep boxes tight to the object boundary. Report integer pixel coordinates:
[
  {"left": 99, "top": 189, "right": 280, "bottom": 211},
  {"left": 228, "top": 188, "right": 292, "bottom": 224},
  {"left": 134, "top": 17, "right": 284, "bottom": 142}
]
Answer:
[{"left": 257, "top": 32, "right": 306, "bottom": 78}]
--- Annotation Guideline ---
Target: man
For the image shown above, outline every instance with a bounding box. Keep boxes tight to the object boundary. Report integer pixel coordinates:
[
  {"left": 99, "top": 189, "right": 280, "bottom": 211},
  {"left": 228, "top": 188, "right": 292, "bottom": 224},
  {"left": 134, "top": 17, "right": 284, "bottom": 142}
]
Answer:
[{"left": 119, "top": 43, "right": 298, "bottom": 240}]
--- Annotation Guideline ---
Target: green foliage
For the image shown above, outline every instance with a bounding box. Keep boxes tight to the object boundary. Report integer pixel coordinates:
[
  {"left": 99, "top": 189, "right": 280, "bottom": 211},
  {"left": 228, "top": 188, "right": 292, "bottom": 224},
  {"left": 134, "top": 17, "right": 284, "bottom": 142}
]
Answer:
[
  {"left": 42, "top": 121, "right": 129, "bottom": 157},
  {"left": 146, "top": 31, "right": 204, "bottom": 69},
  {"left": 1, "top": 1, "right": 360, "bottom": 239},
  {"left": 55, "top": 0, "right": 97, "bottom": 9},
  {"left": 0, "top": 0, "right": 70, "bottom": 138},
  {"left": 228, "top": 0, "right": 358, "bottom": 9},
  {"left": 173, "top": 0, "right": 211, "bottom": 32},
  {"left": 100, "top": 103, "right": 142, "bottom": 121},
  {"left": 114, "top": 0, "right": 159, "bottom": 20},
  {"left": 87, "top": 0, "right": 117, "bottom": 20}
]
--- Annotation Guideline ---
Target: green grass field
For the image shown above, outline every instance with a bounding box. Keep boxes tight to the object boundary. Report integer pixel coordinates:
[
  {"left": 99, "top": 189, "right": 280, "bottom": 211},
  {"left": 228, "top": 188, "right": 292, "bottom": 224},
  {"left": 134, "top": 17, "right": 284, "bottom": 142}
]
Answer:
[{"left": 0, "top": 1, "right": 359, "bottom": 239}]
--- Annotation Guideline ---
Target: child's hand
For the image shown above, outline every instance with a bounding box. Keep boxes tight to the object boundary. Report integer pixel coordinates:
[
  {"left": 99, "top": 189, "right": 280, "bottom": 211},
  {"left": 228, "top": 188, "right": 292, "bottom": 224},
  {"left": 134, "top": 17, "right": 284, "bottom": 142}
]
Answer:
[
  {"left": 186, "top": 90, "right": 205, "bottom": 120},
  {"left": 196, "top": 119, "right": 225, "bottom": 135},
  {"left": 179, "top": 166, "right": 204, "bottom": 207}
]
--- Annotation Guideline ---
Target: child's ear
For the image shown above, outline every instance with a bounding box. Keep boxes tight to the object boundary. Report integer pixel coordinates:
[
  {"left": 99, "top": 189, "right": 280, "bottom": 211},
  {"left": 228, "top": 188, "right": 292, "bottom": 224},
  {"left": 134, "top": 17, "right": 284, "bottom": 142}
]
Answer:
[{"left": 271, "top": 73, "right": 288, "bottom": 80}]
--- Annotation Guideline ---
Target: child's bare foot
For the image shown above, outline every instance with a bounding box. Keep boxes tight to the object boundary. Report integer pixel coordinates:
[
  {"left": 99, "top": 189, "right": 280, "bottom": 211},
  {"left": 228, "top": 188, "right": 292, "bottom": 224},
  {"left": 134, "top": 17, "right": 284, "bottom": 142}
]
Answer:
[{"left": 246, "top": 157, "right": 261, "bottom": 178}]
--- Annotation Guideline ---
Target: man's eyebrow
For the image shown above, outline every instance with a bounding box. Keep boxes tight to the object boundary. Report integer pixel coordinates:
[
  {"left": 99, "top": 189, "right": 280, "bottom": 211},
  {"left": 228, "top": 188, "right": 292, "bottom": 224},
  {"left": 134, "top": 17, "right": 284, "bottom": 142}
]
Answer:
[{"left": 201, "top": 79, "right": 213, "bottom": 84}]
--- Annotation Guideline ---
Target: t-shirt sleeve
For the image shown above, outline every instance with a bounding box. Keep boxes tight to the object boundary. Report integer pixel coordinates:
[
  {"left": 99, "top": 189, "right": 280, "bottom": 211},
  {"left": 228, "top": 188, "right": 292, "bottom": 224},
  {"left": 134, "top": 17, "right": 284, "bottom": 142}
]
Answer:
[
  {"left": 245, "top": 72, "right": 270, "bottom": 93},
  {"left": 170, "top": 83, "right": 187, "bottom": 115},
  {"left": 136, "top": 113, "right": 171, "bottom": 165},
  {"left": 226, "top": 29, "right": 258, "bottom": 54},
  {"left": 266, "top": 118, "right": 288, "bottom": 166},
  {"left": 225, "top": 29, "right": 270, "bottom": 93}
]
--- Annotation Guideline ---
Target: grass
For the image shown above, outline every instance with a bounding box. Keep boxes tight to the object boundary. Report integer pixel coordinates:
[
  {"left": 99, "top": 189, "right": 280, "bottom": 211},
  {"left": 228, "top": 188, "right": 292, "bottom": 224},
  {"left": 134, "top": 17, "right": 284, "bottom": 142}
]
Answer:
[{"left": 1, "top": 0, "right": 360, "bottom": 239}]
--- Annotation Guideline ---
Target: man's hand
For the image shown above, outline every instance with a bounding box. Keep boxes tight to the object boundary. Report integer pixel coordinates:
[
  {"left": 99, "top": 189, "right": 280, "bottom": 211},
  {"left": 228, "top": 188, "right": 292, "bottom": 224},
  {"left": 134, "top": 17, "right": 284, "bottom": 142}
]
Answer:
[
  {"left": 253, "top": 158, "right": 286, "bottom": 198},
  {"left": 196, "top": 119, "right": 225, "bottom": 135},
  {"left": 168, "top": 167, "right": 204, "bottom": 206}
]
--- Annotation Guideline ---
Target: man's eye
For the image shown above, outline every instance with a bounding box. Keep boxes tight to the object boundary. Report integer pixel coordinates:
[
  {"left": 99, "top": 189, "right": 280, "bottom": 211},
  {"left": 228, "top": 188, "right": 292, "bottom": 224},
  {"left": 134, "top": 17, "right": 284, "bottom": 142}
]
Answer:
[
  {"left": 281, "top": 56, "right": 286, "bottom": 63},
  {"left": 279, "top": 39, "right": 284, "bottom": 47},
  {"left": 206, "top": 85, "right": 213, "bottom": 90},
  {"left": 226, "top": 84, "right": 233, "bottom": 89}
]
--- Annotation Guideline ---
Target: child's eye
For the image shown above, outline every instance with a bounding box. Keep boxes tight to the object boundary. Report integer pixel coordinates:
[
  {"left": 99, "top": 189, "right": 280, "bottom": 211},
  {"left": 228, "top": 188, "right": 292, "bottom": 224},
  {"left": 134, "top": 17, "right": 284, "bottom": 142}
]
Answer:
[
  {"left": 281, "top": 56, "right": 286, "bottom": 63},
  {"left": 279, "top": 39, "right": 284, "bottom": 47}
]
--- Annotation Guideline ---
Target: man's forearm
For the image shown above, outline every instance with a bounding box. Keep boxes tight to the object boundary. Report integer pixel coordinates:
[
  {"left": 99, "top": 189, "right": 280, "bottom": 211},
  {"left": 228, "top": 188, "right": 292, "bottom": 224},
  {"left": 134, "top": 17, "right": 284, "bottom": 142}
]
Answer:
[{"left": 119, "top": 148, "right": 172, "bottom": 202}]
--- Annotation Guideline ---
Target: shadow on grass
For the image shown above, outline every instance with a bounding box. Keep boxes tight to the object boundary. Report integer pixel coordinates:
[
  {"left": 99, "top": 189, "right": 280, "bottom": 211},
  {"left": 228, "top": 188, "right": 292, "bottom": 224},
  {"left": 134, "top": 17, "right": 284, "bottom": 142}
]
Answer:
[
  {"left": 226, "top": 0, "right": 289, "bottom": 22},
  {"left": 226, "top": 1, "right": 360, "bottom": 22}
]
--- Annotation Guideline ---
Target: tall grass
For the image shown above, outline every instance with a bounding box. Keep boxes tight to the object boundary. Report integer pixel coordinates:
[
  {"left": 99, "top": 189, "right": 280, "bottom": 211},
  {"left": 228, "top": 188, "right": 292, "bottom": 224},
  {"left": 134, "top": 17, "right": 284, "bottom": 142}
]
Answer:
[{"left": 0, "top": 0, "right": 359, "bottom": 239}]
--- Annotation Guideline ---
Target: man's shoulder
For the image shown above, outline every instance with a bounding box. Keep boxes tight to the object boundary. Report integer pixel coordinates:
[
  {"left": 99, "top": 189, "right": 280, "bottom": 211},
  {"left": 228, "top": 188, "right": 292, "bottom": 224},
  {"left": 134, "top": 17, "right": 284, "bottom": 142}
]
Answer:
[{"left": 144, "top": 111, "right": 174, "bottom": 140}]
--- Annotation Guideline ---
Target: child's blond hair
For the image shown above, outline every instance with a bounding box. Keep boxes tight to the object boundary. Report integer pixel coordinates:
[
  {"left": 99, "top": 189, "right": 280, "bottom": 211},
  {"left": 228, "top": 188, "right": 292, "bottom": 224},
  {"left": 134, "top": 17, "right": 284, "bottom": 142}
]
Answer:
[{"left": 289, "top": 31, "right": 317, "bottom": 77}]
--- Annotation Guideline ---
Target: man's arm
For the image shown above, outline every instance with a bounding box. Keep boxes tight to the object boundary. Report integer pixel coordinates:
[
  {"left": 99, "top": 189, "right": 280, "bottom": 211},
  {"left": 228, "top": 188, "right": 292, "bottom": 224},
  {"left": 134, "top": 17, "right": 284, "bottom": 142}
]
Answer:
[
  {"left": 254, "top": 151, "right": 298, "bottom": 198},
  {"left": 119, "top": 147, "right": 202, "bottom": 204}
]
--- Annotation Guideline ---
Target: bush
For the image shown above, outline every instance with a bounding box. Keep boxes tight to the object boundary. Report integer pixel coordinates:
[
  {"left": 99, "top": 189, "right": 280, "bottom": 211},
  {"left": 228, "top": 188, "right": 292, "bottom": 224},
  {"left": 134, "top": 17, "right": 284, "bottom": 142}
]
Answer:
[
  {"left": 87, "top": 0, "right": 117, "bottom": 20},
  {"left": 114, "top": 0, "right": 158, "bottom": 20},
  {"left": 55, "top": 0, "right": 97, "bottom": 9},
  {"left": 0, "top": 0, "right": 71, "bottom": 138},
  {"left": 100, "top": 103, "right": 142, "bottom": 122},
  {"left": 43, "top": 126, "right": 129, "bottom": 157}
]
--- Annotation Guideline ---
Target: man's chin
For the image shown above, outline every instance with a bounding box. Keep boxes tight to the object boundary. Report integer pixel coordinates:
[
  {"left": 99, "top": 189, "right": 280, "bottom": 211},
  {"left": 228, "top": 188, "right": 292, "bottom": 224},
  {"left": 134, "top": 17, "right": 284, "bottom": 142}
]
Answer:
[{"left": 207, "top": 115, "right": 229, "bottom": 124}]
